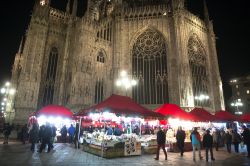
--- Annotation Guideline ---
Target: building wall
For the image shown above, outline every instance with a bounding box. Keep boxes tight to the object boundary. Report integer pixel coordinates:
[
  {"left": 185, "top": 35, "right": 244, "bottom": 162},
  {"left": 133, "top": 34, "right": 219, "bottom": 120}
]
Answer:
[{"left": 12, "top": 0, "right": 225, "bottom": 124}]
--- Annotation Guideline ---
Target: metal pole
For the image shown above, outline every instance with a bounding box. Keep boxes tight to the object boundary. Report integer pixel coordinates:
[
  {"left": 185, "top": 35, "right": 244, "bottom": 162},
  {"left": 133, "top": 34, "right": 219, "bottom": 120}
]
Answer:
[{"left": 77, "top": 117, "right": 82, "bottom": 149}]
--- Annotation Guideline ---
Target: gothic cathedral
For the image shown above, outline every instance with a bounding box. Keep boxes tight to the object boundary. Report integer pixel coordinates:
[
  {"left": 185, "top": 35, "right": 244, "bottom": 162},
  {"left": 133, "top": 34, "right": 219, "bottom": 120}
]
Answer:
[{"left": 12, "top": 0, "right": 225, "bottom": 124}]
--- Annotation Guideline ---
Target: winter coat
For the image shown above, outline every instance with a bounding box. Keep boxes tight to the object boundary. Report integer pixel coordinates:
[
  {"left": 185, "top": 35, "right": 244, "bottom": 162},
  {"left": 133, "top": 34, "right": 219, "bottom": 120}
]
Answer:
[
  {"left": 43, "top": 125, "right": 53, "bottom": 141},
  {"left": 203, "top": 133, "right": 213, "bottom": 148},
  {"left": 232, "top": 132, "right": 241, "bottom": 144},
  {"left": 190, "top": 131, "right": 201, "bottom": 145},
  {"left": 242, "top": 128, "right": 250, "bottom": 145},
  {"left": 225, "top": 132, "right": 232, "bottom": 144},
  {"left": 157, "top": 130, "right": 166, "bottom": 145},
  {"left": 68, "top": 126, "right": 75, "bottom": 136},
  {"left": 29, "top": 124, "right": 39, "bottom": 143},
  {"left": 176, "top": 130, "right": 186, "bottom": 143}
]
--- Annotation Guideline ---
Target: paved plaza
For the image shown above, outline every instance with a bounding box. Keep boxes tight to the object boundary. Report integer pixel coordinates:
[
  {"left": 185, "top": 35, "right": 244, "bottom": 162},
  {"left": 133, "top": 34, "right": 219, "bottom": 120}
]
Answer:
[{"left": 0, "top": 141, "right": 250, "bottom": 166}]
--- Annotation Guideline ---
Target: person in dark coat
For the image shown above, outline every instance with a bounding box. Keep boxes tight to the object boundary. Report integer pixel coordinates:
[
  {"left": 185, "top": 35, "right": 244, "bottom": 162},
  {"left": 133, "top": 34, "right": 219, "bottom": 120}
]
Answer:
[
  {"left": 60, "top": 125, "right": 67, "bottom": 143},
  {"left": 241, "top": 125, "right": 250, "bottom": 157},
  {"left": 114, "top": 125, "right": 122, "bottom": 136},
  {"left": 38, "top": 125, "right": 45, "bottom": 143},
  {"left": 68, "top": 124, "right": 75, "bottom": 143},
  {"left": 225, "top": 131, "right": 232, "bottom": 153},
  {"left": 3, "top": 123, "right": 12, "bottom": 144},
  {"left": 38, "top": 123, "right": 53, "bottom": 153},
  {"left": 203, "top": 130, "right": 215, "bottom": 162},
  {"left": 176, "top": 126, "right": 186, "bottom": 156},
  {"left": 154, "top": 127, "right": 167, "bottom": 160},
  {"left": 51, "top": 124, "right": 57, "bottom": 148},
  {"left": 232, "top": 130, "right": 241, "bottom": 153},
  {"left": 29, "top": 123, "right": 39, "bottom": 152},
  {"left": 21, "top": 124, "right": 29, "bottom": 144}
]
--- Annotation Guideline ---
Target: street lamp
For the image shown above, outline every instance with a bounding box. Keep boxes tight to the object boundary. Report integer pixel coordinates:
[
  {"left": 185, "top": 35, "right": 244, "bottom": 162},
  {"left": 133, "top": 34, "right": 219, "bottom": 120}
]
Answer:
[
  {"left": 231, "top": 99, "right": 243, "bottom": 115},
  {"left": 116, "top": 70, "right": 137, "bottom": 96},
  {"left": 0, "top": 82, "right": 16, "bottom": 123},
  {"left": 194, "top": 94, "right": 209, "bottom": 107}
]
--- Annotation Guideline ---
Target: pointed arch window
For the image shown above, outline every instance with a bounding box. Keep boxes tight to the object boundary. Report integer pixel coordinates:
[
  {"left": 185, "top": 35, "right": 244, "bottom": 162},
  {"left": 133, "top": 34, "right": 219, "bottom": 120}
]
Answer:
[
  {"left": 94, "top": 79, "right": 104, "bottom": 103},
  {"left": 42, "top": 47, "right": 58, "bottom": 106},
  {"left": 188, "top": 35, "right": 210, "bottom": 107},
  {"left": 97, "top": 52, "right": 105, "bottom": 63},
  {"left": 132, "top": 29, "right": 168, "bottom": 104}
]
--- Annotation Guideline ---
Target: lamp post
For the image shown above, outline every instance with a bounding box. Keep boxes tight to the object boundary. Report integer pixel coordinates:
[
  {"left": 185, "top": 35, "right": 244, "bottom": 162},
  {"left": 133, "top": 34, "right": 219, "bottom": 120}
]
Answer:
[
  {"left": 1, "top": 82, "right": 16, "bottom": 124},
  {"left": 231, "top": 99, "right": 243, "bottom": 115},
  {"left": 194, "top": 94, "right": 209, "bottom": 108},
  {"left": 116, "top": 70, "right": 137, "bottom": 96}
]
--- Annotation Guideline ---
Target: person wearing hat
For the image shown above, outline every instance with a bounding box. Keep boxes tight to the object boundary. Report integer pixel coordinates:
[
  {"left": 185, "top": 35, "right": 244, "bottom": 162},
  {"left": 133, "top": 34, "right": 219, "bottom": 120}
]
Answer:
[{"left": 203, "top": 129, "right": 215, "bottom": 162}]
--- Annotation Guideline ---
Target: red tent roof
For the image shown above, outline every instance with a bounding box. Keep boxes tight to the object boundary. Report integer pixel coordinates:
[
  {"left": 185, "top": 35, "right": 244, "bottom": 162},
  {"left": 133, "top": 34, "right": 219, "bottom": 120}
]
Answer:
[
  {"left": 154, "top": 104, "right": 197, "bottom": 121},
  {"left": 77, "top": 94, "right": 163, "bottom": 119},
  {"left": 190, "top": 108, "right": 217, "bottom": 122},
  {"left": 36, "top": 105, "right": 73, "bottom": 118},
  {"left": 214, "top": 110, "right": 239, "bottom": 122},
  {"left": 240, "top": 113, "right": 250, "bottom": 122}
]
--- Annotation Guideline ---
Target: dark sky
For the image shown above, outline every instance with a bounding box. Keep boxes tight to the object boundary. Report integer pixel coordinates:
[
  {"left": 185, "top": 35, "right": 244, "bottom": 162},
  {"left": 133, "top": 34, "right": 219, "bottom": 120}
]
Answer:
[{"left": 0, "top": 0, "right": 249, "bottom": 103}]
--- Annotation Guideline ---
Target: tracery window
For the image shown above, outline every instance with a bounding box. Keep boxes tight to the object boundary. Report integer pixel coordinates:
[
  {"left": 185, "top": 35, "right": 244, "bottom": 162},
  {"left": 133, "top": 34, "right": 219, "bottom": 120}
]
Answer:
[
  {"left": 97, "top": 52, "right": 105, "bottom": 63},
  {"left": 42, "top": 47, "right": 58, "bottom": 106},
  {"left": 94, "top": 79, "right": 104, "bottom": 104},
  {"left": 132, "top": 29, "right": 168, "bottom": 104},
  {"left": 188, "top": 35, "right": 210, "bottom": 107}
]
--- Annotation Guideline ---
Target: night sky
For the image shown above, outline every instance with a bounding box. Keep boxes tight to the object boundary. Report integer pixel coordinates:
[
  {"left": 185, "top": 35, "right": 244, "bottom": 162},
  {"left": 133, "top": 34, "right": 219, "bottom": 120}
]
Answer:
[{"left": 0, "top": 0, "right": 249, "bottom": 104}]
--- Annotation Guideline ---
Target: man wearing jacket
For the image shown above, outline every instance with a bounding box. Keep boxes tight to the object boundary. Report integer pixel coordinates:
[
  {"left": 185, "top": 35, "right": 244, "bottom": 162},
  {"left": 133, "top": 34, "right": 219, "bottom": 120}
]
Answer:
[
  {"left": 203, "top": 130, "right": 215, "bottom": 162},
  {"left": 154, "top": 126, "right": 167, "bottom": 160}
]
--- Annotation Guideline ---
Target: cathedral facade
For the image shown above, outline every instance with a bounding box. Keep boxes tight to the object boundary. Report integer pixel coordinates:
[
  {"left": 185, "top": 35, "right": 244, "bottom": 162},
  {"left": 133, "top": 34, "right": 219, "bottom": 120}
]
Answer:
[{"left": 12, "top": 0, "right": 225, "bottom": 124}]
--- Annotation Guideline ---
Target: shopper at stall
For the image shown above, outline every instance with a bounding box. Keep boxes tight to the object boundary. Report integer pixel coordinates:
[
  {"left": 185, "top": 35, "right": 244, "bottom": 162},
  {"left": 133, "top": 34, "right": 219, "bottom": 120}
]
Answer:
[
  {"left": 154, "top": 126, "right": 167, "bottom": 160},
  {"left": 29, "top": 123, "right": 39, "bottom": 152},
  {"left": 225, "top": 130, "right": 232, "bottom": 153},
  {"left": 232, "top": 130, "right": 241, "bottom": 153},
  {"left": 190, "top": 127, "right": 203, "bottom": 161},
  {"left": 38, "top": 122, "right": 53, "bottom": 153},
  {"left": 203, "top": 130, "right": 215, "bottom": 162},
  {"left": 60, "top": 125, "right": 67, "bottom": 143},
  {"left": 241, "top": 125, "right": 250, "bottom": 157},
  {"left": 114, "top": 125, "right": 122, "bottom": 136},
  {"left": 68, "top": 124, "right": 75, "bottom": 144},
  {"left": 106, "top": 125, "right": 113, "bottom": 135},
  {"left": 176, "top": 126, "right": 186, "bottom": 156}
]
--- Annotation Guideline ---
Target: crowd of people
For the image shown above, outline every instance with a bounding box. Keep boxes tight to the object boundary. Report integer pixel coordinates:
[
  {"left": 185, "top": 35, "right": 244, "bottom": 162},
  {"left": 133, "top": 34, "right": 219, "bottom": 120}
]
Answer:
[{"left": 154, "top": 125, "right": 250, "bottom": 162}]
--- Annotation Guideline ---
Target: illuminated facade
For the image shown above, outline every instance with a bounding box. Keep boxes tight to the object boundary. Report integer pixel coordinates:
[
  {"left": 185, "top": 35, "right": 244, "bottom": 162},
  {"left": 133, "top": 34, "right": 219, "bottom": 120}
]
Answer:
[{"left": 12, "top": 0, "right": 225, "bottom": 124}]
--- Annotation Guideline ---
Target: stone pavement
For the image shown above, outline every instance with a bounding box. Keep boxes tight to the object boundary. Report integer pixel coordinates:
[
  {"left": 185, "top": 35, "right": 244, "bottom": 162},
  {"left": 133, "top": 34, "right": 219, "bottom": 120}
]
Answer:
[{"left": 0, "top": 142, "right": 250, "bottom": 166}]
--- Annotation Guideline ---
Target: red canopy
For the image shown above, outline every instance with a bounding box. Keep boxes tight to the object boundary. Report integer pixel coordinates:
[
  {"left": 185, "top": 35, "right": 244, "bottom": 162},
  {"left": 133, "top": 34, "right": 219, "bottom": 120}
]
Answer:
[
  {"left": 189, "top": 108, "right": 217, "bottom": 122},
  {"left": 36, "top": 105, "right": 73, "bottom": 118},
  {"left": 154, "top": 104, "right": 197, "bottom": 121},
  {"left": 214, "top": 110, "right": 239, "bottom": 122},
  {"left": 240, "top": 113, "right": 250, "bottom": 122},
  {"left": 77, "top": 94, "right": 163, "bottom": 119}
]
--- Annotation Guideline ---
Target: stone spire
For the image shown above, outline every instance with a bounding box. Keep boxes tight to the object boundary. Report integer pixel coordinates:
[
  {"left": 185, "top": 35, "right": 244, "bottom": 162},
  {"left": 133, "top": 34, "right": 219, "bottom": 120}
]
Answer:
[
  {"left": 203, "top": 0, "right": 210, "bottom": 25},
  {"left": 66, "top": 0, "right": 71, "bottom": 14},
  {"left": 72, "top": 0, "right": 78, "bottom": 16},
  {"left": 18, "top": 37, "right": 24, "bottom": 54}
]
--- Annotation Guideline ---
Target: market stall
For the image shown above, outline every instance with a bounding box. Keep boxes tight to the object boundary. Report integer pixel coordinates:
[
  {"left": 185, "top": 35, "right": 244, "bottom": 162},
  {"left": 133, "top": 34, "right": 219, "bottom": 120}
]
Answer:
[
  {"left": 35, "top": 105, "right": 73, "bottom": 142},
  {"left": 154, "top": 104, "right": 198, "bottom": 152},
  {"left": 76, "top": 94, "right": 163, "bottom": 158}
]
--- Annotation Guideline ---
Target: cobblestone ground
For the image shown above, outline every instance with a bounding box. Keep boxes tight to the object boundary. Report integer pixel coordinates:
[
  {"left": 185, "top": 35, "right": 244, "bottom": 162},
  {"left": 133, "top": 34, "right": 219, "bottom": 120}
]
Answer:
[{"left": 0, "top": 142, "right": 250, "bottom": 166}]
